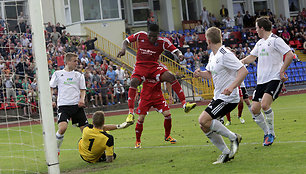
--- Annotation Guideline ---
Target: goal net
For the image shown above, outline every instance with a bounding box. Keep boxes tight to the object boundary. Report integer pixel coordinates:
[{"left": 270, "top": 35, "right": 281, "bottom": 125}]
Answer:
[{"left": 0, "top": 0, "right": 59, "bottom": 173}]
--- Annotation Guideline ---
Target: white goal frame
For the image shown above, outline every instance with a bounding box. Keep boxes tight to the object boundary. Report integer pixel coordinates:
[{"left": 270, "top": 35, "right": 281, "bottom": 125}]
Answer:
[{"left": 28, "top": 0, "right": 60, "bottom": 173}]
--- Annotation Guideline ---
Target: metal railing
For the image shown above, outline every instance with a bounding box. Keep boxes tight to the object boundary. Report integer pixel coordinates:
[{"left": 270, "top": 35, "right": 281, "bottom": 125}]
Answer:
[{"left": 85, "top": 27, "right": 136, "bottom": 70}]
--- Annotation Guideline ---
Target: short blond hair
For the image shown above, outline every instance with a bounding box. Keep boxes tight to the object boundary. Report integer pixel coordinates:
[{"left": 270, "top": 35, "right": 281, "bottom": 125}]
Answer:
[
  {"left": 64, "top": 52, "right": 78, "bottom": 64},
  {"left": 205, "top": 27, "right": 222, "bottom": 44}
]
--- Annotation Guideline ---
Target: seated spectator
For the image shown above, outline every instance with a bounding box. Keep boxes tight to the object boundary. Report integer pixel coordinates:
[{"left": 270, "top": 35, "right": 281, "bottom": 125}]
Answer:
[
  {"left": 165, "top": 33, "right": 173, "bottom": 43},
  {"left": 194, "top": 53, "right": 201, "bottom": 70},
  {"left": 115, "top": 64, "right": 125, "bottom": 84},
  {"left": 184, "top": 32, "right": 192, "bottom": 43},
  {"left": 92, "top": 80, "right": 103, "bottom": 107},
  {"left": 243, "top": 43, "right": 251, "bottom": 54},
  {"left": 235, "top": 11, "right": 243, "bottom": 29},
  {"left": 192, "top": 32, "right": 199, "bottom": 42},
  {"left": 182, "top": 41, "right": 190, "bottom": 48},
  {"left": 113, "top": 80, "right": 125, "bottom": 104},
  {"left": 16, "top": 90, "right": 27, "bottom": 115},
  {"left": 194, "top": 21, "right": 204, "bottom": 33},
  {"left": 123, "top": 70, "right": 131, "bottom": 86},
  {"left": 282, "top": 27, "right": 290, "bottom": 44},
  {"left": 80, "top": 53, "right": 89, "bottom": 65},
  {"left": 109, "top": 61, "right": 117, "bottom": 71},
  {"left": 222, "top": 16, "right": 234, "bottom": 28},
  {"left": 95, "top": 52, "right": 103, "bottom": 64},
  {"left": 106, "top": 66, "right": 116, "bottom": 85},
  {"left": 179, "top": 56, "right": 187, "bottom": 69},
  {"left": 50, "top": 28, "right": 61, "bottom": 46},
  {"left": 201, "top": 50, "right": 209, "bottom": 65},
  {"left": 172, "top": 33, "right": 181, "bottom": 48},
  {"left": 66, "top": 41, "right": 77, "bottom": 52},
  {"left": 184, "top": 48, "right": 193, "bottom": 61},
  {"left": 86, "top": 82, "right": 95, "bottom": 107},
  {"left": 27, "top": 85, "right": 37, "bottom": 114}
]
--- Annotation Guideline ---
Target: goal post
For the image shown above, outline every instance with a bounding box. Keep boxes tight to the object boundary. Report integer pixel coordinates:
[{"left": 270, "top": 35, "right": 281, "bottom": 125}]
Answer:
[{"left": 28, "top": 0, "right": 60, "bottom": 173}]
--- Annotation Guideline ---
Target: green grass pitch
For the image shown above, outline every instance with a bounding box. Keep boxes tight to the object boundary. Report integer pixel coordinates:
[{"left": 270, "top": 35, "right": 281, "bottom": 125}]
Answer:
[{"left": 0, "top": 93, "right": 306, "bottom": 174}]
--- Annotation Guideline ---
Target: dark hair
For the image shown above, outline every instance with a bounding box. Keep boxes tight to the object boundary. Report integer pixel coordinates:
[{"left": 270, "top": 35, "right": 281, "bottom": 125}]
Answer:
[
  {"left": 256, "top": 17, "right": 272, "bottom": 31},
  {"left": 92, "top": 111, "right": 105, "bottom": 127},
  {"left": 148, "top": 24, "right": 159, "bottom": 32}
]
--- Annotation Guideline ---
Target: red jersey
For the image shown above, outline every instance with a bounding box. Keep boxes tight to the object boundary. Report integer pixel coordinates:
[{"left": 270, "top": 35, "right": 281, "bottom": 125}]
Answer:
[
  {"left": 56, "top": 55, "right": 64, "bottom": 67},
  {"left": 140, "top": 79, "right": 164, "bottom": 101},
  {"left": 126, "top": 31, "right": 178, "bottom": 63}
]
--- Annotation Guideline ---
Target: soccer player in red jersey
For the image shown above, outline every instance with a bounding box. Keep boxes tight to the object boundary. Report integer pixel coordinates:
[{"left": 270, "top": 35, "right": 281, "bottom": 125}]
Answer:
[
  {"left": 117, "top": 24, "right": 196, "bottom": 124},
  {"left": 134, "top": 78, "right": 176, "bottom": 148}
]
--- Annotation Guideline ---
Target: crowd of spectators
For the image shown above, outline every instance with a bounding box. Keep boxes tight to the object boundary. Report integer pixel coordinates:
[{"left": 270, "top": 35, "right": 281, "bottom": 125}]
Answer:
[
  {"left": 0, "top": 20, "right": 132, "bottom": 113},
  {"left": 0, "top": 7, "right": 305, "bottom": 112},
  {"left": 161, "top": 7, "right": 306, "bottom": 72}
]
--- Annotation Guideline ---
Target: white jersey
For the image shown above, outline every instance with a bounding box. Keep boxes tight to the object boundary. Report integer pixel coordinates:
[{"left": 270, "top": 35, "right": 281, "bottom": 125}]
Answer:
[
  {"left": 50, "top": 70, "right": 86, "bottom": 106},
  {"left": 250, "top": 33, "right": 290, "bottom": 84},
  {"left": 206, "top": 46, "right": 243, "bottom": 103}
]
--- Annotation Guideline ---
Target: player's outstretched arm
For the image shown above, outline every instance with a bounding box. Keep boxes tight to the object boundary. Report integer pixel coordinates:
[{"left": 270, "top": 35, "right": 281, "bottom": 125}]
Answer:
[
  {"left": 117, "top": 40, "right": 128, "bottom": 58},
  {"left": 102, "top": 122, "right": 132, "bottom": 131},
  {"left": 241, "top": 55, "right": 257, "bottom": 64},
  {"left": 194, "top": 69, "right": 212, "bottom": 79}
]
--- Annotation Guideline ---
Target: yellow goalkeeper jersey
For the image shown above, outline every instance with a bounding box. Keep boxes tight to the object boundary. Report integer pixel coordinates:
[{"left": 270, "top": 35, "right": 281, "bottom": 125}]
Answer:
[{"left": 78, "top": 124, "right": 114, "bottom": 163}]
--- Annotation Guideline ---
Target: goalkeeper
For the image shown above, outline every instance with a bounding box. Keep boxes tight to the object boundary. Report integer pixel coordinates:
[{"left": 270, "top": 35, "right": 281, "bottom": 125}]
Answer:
[{"left": 78, "top": 111, "right": 132, "bottom": 163}]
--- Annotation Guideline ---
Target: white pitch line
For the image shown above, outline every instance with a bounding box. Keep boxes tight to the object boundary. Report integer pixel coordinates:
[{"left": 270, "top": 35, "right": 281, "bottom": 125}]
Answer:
[
  {"left": 1, "top": 141, "right": 305, "bottom": 153},
  {"left": 60, "top": 140, "right": 306, "bottom": 151}
]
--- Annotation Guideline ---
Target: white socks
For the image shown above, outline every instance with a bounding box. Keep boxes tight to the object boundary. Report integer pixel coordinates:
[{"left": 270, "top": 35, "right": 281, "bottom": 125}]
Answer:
[
  {"left": 206, "top": 131, "right": 230, "bottom": 154},
  {"left": 248, "top": 105, "right": 254, "bottom": 118},
  {"left": 253, "top": 112, "right": 269, "bottom": 135},
  {"left": 210, "top": 119, "right": 236, "bottom": 141},
  {"left": 56, "top": 131, "right": 64, "bottom": 150},
  {"left": 264, "top": 108, "right": 274, "bottom": 136}
]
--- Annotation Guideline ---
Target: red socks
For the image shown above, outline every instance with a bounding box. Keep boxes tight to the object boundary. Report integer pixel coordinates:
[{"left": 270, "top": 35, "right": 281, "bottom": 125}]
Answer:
[
  {"left": 164, "top": 115, "right": 172, "bottom": 138},
  {"left": 135, "top": 120, "right": 143, "bottom": 142},
  {"left": 128, "top": 87, "right": 137, "bottom": 114},
  {"left": 171, "top": 80, "right": 186, "bottom": 105},
  {"left": 238, "top": 102, "right": 243, "bottom": 117},
  {"left": 226, "top": 112, "right": 231, "bottom": 122}
]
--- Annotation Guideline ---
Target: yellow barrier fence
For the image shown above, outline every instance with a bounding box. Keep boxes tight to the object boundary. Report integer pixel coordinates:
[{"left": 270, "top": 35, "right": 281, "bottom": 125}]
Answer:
[{"left": 85, "top": 27, "right": 136, "bottom": 69}]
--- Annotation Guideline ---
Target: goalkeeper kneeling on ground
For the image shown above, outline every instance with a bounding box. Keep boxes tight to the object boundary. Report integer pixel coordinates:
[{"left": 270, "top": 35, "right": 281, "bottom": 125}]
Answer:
[{"left": 78, "top": 111, "right": 132, "bottom": 163}]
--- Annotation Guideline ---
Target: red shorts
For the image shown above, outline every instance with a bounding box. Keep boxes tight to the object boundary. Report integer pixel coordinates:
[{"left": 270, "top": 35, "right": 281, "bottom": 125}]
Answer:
[
  {"left": 131, "top": 63, "right": 168, "bottom": 82},
  {"left": 136, "top": 98, "right": 170, "bottom": 115}
]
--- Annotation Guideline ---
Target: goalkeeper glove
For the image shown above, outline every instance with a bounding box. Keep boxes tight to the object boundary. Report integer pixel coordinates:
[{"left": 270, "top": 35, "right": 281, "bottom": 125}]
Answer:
[{"left": 116, "top": 122, "right": 132, "bottom": 129}]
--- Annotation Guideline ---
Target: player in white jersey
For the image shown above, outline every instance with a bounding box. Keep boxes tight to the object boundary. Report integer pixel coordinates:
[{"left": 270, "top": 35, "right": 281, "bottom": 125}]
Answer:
[
  {"left": 241, "top": 17, "right": 294, "bottom": 146},
  {"left": 50, "top": 52, "right": 88, "bottom": 155},
  {"left": 194, "top": 27, "right": 248, "bottom": 164}
]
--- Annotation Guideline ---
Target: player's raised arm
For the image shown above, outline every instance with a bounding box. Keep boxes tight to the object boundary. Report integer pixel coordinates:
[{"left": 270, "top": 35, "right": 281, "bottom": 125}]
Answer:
[
  {"left": 117, "top": 39, "right": 128, "bottom": 58},
  {"left": 173, "top": 49, "right": 184, "bottom": 60}
]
